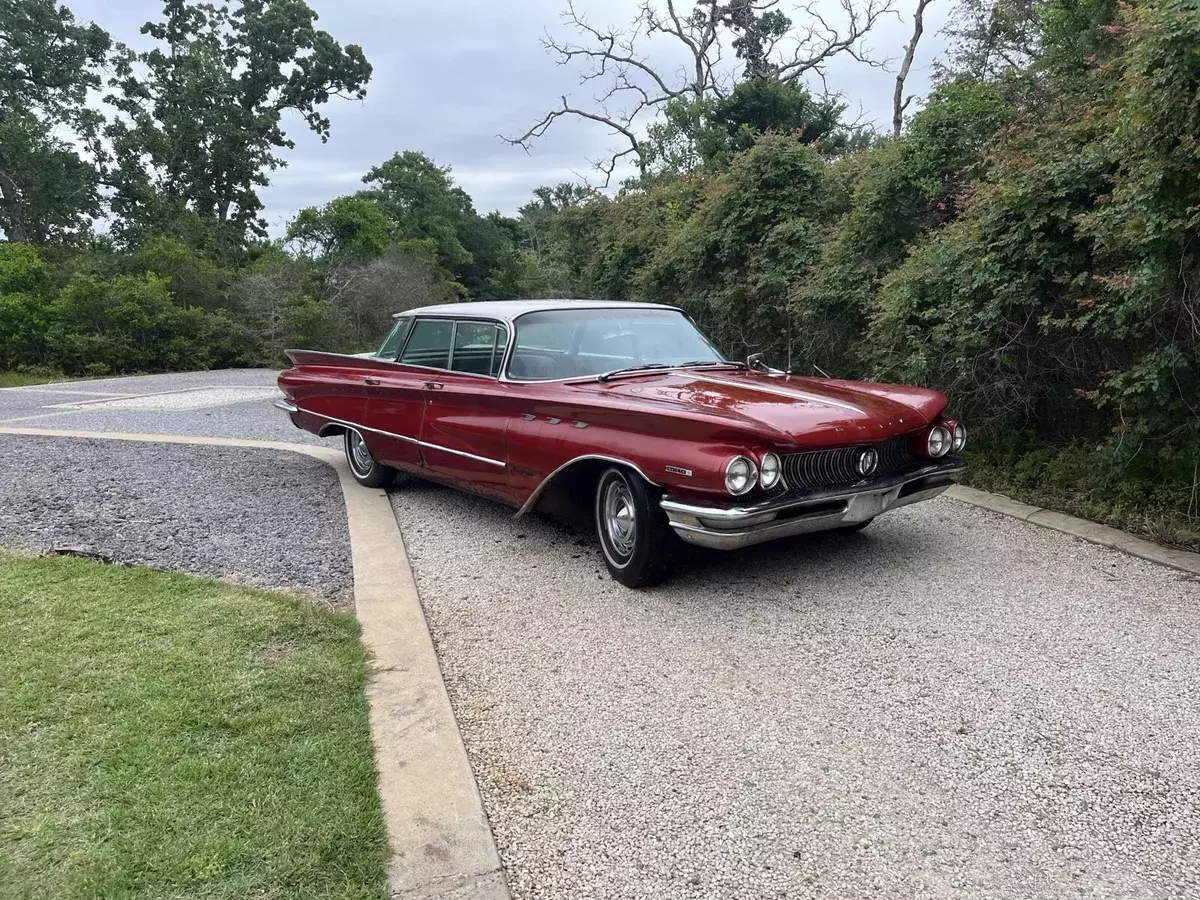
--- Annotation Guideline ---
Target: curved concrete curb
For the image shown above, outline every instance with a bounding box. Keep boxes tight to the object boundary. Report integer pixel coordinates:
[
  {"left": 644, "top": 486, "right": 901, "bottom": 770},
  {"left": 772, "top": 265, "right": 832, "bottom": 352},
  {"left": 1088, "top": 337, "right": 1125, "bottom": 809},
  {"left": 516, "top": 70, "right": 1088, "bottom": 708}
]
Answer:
[
  {"left": 0, "top": 425, "right": 510, "bottom": 900},
  {"left": 946, "top": 484, "right": 1200, "bottom": 577}
]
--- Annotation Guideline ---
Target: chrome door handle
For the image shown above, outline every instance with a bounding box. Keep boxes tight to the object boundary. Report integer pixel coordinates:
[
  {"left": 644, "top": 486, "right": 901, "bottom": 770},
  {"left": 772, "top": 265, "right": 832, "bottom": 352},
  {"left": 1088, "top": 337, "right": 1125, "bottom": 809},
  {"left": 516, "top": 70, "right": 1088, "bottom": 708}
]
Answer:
[
  {"left": 424, "top": 381, "right": 444, "bottom": 390},
  {"left": 363, "top": 376, "right": 380, "bottom": 385}
]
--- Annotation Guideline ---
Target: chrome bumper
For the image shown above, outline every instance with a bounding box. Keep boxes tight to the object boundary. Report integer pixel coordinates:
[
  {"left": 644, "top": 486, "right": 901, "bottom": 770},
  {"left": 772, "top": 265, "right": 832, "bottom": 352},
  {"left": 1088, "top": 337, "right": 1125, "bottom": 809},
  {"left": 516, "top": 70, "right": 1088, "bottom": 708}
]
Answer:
[
  {"left": 660, "top": 460, "right": 966, "bottom": 550},
  {"left": 274, "top": 399, "right": 299, "bottom": 413}
]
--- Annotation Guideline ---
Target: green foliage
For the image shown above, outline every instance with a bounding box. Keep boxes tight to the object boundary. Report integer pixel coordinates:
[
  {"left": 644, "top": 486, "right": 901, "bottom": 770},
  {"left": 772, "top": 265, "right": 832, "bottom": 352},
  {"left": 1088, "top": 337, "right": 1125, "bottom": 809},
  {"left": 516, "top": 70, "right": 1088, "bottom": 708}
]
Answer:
[
  {"left": 0, "top": 0, "right": 110, "bottom": 243},
  {"left": 287, "top": 196, "right": 390, "bottom": 262},
  {"left": 133, "top": 235, "right": 234, "bottom": 311},
  {"left": 358, "top": 150, "right": 525, "bottom": 300},
  {"left": 105, "top": 0, "right": 372, "bottom": 248},
  {"left": 34, "top": 270, "right": 252, "bottom": 375},
  {"left": 0, "top": 242, "right": 49, "bottom": 368},
  {"left": 645, "top": 80, "right": 855, "bottom": 175},
  {"left": 359, "top": 150, "right": 473, "bottom": 272}
]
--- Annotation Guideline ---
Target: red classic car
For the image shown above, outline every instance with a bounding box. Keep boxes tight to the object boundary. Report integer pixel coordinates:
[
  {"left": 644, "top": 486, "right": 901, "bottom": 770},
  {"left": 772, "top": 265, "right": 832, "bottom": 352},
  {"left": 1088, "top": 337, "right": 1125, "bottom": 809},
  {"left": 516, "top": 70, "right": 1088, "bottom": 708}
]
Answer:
[{"left": 276, "top": 300, "right": 966, "bottom": 587}]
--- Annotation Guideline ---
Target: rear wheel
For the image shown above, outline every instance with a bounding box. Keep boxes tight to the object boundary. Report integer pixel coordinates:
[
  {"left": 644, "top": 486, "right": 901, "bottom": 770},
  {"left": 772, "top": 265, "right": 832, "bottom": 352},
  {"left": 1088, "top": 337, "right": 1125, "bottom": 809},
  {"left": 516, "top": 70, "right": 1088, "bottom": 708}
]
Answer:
[
  {"left": 343, "top": 429, "right": 396, "bottom": 488},
  {"left": 594, "top": 466, "right": 675, "bottom": 588}
]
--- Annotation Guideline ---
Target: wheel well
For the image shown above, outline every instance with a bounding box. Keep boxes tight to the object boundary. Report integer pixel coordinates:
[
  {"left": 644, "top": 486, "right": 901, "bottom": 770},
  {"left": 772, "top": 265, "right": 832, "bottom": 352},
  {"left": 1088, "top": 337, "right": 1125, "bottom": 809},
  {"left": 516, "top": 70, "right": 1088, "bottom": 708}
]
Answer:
[
  {"left": 317, "top": 423, "right": 349, "bottom": 439},
  {"left": 526, "top": 458, "right": 653, "bottom": 527}
]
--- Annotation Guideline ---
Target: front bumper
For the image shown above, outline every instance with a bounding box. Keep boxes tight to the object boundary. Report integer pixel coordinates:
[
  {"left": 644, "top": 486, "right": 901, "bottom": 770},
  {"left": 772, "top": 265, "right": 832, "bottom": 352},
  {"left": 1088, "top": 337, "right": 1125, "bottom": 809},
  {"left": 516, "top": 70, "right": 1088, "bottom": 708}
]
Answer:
[{"left": 660, "top": 459, "right": 966, "bottom": 550}]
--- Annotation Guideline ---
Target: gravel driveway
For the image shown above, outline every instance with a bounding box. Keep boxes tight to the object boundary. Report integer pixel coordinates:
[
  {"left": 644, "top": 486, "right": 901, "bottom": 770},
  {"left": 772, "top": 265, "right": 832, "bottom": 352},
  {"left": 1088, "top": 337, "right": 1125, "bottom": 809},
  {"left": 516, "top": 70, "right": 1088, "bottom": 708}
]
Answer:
[
  {"left": 389, "top": 479, "right": 1200, "bottom": 900},
  {"left": 0, "top": 434, "right": 351, "bottom": 605}
]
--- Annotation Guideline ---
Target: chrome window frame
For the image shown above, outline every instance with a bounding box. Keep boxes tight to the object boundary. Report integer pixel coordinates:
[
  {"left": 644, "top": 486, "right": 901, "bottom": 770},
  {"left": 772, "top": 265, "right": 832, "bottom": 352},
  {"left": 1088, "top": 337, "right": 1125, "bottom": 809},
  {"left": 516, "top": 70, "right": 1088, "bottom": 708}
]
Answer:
[
  {"left": 393, "top": 314, "right": 511, "bottom": 381},
  {"left": 375, "top": 315, "right": 415, "bottom": 360}
]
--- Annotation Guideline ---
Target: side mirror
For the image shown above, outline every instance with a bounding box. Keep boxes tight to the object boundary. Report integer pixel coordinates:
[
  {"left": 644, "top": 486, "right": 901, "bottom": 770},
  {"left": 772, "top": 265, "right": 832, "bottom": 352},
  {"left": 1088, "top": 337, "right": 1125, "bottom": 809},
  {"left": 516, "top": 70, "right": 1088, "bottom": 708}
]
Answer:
[{"left": 746, "top": 352, "right": 769, "bottom": 372}]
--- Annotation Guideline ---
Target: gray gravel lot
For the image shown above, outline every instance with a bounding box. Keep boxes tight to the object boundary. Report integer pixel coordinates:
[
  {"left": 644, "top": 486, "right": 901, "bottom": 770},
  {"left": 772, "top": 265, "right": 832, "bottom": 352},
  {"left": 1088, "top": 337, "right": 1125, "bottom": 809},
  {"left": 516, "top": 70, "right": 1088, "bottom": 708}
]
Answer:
[
  {"left": 0, "top": 435, "right": 352, "bottom": 605},
  {"left": 390, "top": 479, "right": 1200, "bottom": 900}
]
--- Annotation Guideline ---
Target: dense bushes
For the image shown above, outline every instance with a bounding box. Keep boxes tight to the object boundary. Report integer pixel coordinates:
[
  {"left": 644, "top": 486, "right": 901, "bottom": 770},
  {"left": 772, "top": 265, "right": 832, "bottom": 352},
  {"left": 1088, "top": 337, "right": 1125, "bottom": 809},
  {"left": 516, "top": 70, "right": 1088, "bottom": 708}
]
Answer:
[
  {"left": 516, "top": 0, "right": 1200, "bottom": 545},
  {"left": 0, "top": 244, "right": 250, "bottom": 376}
]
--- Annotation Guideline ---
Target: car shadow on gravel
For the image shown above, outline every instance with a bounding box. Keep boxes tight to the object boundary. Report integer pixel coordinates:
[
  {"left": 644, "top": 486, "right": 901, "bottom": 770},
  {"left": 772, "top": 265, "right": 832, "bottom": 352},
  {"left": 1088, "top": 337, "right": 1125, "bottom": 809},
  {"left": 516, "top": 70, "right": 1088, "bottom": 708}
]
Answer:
[{"left": 387, "top": 472, "right": 928, "bottom": 592}]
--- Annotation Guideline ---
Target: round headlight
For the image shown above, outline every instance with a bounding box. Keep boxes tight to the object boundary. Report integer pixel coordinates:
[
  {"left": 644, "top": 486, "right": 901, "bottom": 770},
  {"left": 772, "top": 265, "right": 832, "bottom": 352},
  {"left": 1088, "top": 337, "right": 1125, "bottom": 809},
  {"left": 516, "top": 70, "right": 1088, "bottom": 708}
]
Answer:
[
  {"left": 953, "top": 422, "right": 967, "bottom": 453},
  {"left": 927, "top": 426, "right": 951, "bottom": 458},
  {"left": 759, "top": 452, "right": 782, "bottom": 489},
  {"left": 725, "top": 455, "right": 758, "bottom": 496}
]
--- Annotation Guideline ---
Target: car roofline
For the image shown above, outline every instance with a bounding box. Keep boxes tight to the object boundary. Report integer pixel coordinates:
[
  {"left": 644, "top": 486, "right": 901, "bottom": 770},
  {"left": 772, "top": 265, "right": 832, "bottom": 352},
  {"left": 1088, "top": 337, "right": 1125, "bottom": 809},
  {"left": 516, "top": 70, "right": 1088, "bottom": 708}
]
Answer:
[{"left": 390, "top": 300, "right": 683, "bottom": 327}]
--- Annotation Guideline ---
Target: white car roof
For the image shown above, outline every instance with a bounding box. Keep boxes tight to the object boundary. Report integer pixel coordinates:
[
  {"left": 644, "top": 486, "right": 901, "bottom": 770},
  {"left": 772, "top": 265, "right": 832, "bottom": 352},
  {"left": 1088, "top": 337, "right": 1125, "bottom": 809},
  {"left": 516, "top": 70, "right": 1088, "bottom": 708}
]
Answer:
[{"left": 393, "top": 299, "right": 680, "bottom": 323}]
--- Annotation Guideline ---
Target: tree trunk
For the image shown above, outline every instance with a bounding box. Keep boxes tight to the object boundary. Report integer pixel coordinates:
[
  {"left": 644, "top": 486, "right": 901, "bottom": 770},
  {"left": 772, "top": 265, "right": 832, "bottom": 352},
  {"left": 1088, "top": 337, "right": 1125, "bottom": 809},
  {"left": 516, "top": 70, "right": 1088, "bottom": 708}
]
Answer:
[
  {"left": 0, "top": 166, "right": 29, "bottom": 243},
  {"left": 893, "top": 0, "right": 935, "bottom": 138}
]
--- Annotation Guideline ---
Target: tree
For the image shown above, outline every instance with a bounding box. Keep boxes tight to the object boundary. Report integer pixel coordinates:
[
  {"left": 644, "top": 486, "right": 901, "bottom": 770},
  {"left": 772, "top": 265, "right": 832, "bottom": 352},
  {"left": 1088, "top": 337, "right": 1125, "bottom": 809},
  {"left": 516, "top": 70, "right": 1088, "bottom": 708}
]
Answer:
[
  {"left": 105, "top": 0, "right": 372, "bottom": 250},
  {"left": 0, "top": 0, "right": 110, "bottom": 242},
  {"left": 893, "top": 0, "right": 935, "bottom": 136},
  {"left": 358, "top": 150, "right": 473, "bottom": 276},
  {"left": 504, "top": 0, "right": 895, "bottom": 181},
  {"left": 935, "top": 0, "right": 1041, "bottom": 82},
  {"left": 286, "top": 196, "right": 390, "bottom": 262},
  {"left": 645, "top": 77, "right": 853, "bottom": 173}
]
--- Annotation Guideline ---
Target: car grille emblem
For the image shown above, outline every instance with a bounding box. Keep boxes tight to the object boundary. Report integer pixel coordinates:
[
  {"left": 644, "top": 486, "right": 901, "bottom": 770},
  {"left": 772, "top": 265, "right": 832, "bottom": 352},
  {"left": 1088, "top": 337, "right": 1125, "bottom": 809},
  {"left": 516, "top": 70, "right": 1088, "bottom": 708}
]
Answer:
[{"left": 857, "top": 448, "right": 879, "bottom": 477}]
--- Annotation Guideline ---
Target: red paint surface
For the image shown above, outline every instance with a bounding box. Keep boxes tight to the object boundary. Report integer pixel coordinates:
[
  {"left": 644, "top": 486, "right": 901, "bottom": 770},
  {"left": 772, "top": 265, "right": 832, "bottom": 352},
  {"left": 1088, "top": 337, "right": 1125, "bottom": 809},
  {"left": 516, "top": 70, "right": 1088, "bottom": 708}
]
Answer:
[{"left": 278, "top": 353, "right": 954, "bottom": 506}]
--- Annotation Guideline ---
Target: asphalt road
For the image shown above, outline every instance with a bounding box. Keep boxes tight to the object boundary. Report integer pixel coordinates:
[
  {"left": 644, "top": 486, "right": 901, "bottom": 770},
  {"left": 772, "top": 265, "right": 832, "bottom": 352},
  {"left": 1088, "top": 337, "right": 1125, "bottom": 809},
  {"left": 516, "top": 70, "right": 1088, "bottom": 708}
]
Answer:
[{"left": 4, "top": 371, "right": 1199, "bottom": 899}]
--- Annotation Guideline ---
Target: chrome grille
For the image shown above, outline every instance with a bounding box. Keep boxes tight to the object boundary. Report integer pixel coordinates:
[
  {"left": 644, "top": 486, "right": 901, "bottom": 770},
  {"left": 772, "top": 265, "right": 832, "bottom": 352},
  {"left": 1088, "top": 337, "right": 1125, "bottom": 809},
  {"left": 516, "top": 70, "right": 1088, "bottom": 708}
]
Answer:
[{"left": 781, "top": 435, "right": 916, "bottom": 491}]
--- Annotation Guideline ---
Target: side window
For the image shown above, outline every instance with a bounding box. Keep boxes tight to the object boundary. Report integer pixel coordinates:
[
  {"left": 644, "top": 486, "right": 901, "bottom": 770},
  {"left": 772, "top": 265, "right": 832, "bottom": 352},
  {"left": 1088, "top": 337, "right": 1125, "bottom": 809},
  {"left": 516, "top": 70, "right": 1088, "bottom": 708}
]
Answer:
[
  {"left": 450, "top": 321, "right": 507, "bottom": 377},
  {"left": 376, "top": 317, "right": 413, "bottom": 359},
  {"left": 400, "top": 319, "right": 452, "bottom": 369}
]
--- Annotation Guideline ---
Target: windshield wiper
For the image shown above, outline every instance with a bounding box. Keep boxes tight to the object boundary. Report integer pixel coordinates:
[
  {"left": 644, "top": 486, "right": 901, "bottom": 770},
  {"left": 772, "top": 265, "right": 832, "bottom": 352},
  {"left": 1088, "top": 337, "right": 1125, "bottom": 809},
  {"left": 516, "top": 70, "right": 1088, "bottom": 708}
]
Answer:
[
  {"left": 594, "top": 360, "right": 746, "bottom": 382},
  {"left": 595, "top": 363, "right": 676, "bottom": 382}
]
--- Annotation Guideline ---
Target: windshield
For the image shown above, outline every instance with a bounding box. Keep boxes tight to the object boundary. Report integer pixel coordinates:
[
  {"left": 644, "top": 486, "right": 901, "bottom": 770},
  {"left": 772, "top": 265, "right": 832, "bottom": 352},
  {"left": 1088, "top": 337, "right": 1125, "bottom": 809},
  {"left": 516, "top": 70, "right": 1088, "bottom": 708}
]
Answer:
[{"left": 507, "top": 307, "right": 725, "bottom": 381}]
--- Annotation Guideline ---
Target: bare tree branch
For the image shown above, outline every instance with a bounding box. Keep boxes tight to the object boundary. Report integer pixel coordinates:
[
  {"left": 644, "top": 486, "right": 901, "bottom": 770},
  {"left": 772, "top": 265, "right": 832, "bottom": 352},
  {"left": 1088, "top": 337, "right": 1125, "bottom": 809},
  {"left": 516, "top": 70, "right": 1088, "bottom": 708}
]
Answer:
[
  {"left": 893, "top": 0, "right": 935, "bottom": 136},
  {"left": 774, "top": 0, "right": 898, "bottom": 81},
  {"left": 500, "top": 95, "right": 644, "bottom": 186},
  {"left": 504, "top": 0, "right": 899, "bottom": 179}
]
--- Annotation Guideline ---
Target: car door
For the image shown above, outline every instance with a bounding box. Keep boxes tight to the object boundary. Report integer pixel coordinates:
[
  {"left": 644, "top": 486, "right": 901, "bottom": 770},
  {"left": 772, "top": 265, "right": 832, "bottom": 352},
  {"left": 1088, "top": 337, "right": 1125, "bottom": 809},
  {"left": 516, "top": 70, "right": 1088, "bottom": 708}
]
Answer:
[
  {"left": 359, "top": 317, "right": 439, "bottom": 470},
  {"left": 418, "top": 319, "right": 514, "bottom": 501}
]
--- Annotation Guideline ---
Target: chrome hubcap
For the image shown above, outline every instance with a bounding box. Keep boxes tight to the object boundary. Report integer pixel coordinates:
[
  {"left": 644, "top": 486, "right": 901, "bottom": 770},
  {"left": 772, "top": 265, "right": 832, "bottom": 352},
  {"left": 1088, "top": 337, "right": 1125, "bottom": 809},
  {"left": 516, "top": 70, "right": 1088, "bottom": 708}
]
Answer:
[
  {"left": 602, "top": 478, "right": 636, "bottom": 560},
  {"left": 350, "top": 432, "right": 373, "bottom": 474}
]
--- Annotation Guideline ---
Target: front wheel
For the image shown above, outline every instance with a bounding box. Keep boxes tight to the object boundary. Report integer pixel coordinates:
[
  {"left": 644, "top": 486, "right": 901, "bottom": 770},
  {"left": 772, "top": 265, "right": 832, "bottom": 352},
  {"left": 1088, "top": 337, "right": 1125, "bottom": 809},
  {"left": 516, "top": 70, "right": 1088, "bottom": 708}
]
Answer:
[
  {"left": 594, "top": 466, "right": 675, "bottom": 588},
  {"left": 343, "top": 429, "right": 396, "bottom": 488}
]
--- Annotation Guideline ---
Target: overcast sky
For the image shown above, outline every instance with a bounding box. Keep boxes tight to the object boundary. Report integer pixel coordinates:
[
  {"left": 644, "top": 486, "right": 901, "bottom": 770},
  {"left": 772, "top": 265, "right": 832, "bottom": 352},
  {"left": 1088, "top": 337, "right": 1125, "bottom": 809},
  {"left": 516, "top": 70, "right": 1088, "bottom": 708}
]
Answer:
[{"left": 68, "top": 0, "right": 952, "bottom": 232}]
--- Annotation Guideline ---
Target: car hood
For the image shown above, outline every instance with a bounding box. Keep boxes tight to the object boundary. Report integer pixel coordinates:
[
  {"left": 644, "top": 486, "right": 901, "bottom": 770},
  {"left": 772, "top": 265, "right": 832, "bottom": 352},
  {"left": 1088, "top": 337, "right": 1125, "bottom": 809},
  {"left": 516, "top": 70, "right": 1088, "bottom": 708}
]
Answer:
[{"left": 573, "top": 369, "right": 947, "bottom": 447}]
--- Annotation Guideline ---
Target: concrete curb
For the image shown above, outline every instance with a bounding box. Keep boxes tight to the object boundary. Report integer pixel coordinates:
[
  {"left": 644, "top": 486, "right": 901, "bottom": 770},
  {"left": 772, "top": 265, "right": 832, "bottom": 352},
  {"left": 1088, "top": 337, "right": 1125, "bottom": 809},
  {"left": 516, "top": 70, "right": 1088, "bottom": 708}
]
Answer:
[
  {"left": 0, "top": 425, "right": 510, "bottom": 900},
  {"left": 945, "top": 484, "right": 1200, "bottom": 577}
]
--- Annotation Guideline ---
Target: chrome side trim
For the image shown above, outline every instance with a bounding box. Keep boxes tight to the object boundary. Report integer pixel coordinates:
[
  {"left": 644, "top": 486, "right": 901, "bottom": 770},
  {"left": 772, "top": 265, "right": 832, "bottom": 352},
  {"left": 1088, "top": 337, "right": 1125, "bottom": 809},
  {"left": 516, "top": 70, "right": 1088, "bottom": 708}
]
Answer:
[
  {"left": 296, "top": 408, "right": 506, "bottom": 468},
  {"left": 274, "top": 399, "right": 299, "bottom": 413},
  {"left": 424, "top": 442, "right": 508, "bottom": 468},
  {"left": 515, "top": 454, "right": 659, "bottom": 518}
]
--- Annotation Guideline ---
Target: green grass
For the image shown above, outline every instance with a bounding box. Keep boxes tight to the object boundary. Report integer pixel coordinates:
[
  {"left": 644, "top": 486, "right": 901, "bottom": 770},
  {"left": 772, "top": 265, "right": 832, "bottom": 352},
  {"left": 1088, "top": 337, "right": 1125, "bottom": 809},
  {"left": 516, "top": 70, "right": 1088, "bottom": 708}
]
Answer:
[
  {"left": 0, "top": 551, "right": 388, "bottom": 900},
  {"left": 963, "top": 438, "right": 1200, "bottom": 552},
  {"left": 0, "top": 366, "right": 84, "bottom": 387}
]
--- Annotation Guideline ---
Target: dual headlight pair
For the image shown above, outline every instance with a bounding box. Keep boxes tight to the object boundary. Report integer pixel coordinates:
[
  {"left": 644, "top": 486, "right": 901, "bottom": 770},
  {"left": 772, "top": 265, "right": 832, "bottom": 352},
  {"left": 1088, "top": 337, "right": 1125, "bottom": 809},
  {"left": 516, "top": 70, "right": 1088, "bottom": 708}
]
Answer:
[
  {"left": 726, "top": 421, "right": 967, "bottom": 496},
  {"left": 927, "top": 422, "right": 967, "bottom": 458},
  {"left": 725, "top": 453, "right": 781, "bottom": 496}
]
